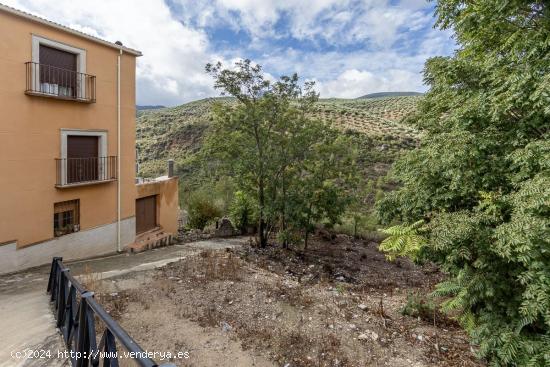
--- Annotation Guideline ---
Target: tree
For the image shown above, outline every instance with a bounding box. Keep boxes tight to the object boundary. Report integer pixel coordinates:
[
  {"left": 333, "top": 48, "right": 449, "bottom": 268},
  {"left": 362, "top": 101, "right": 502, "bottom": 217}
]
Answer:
[
  {"left": 286, "top": 132, "right": 358, "bottom": 249},
  {"left": 377, "top": 1, "right": 550, "bottom": 365},
  {"left": 204, "top": 60, "right": 358, "bottom": 249},
  {"left": 205, "top": 60, "right": 289, "bottom": 247}
]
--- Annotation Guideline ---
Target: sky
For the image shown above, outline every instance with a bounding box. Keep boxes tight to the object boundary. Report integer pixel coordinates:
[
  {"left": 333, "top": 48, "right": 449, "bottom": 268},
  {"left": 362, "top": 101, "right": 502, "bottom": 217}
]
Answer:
[{"left": 5, "top": 0, "right": 455, "bottom": 106}]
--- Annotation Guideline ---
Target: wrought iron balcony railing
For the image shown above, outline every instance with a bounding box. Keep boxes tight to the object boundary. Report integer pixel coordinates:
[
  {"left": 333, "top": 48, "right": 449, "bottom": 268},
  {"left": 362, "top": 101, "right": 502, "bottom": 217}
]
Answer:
[
  {"left": 56, "top": 156, "right": 117, "bottom": 187},
  {"left": 25, "top": 62, "right": 96, "bottom": 103}
]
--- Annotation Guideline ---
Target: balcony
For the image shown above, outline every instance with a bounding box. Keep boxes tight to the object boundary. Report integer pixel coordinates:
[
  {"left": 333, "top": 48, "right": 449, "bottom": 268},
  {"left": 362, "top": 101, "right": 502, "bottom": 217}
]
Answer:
[
  {"left": 25, "top": 62, "right": 96, "bottom": 103},
  {"left": 55, "top": 156, "right": 117, "bottom": 188}
]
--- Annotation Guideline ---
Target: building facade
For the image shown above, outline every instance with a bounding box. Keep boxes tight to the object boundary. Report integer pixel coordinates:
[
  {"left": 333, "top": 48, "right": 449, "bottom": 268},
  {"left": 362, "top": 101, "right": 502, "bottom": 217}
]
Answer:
[{"left": 0, "top": 5, "right": 178, "bottom": 274}]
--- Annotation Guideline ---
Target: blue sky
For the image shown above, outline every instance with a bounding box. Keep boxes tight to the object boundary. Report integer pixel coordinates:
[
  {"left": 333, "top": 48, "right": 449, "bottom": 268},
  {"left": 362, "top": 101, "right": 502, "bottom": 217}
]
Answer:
[{"left": 5, "top": 0, "right": 455, "bottom": 106}]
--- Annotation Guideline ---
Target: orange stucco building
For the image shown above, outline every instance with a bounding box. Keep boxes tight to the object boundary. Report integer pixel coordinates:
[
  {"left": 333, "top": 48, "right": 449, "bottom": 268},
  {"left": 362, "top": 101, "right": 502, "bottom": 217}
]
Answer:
[{"left": 0, "top": 4, "right": 179, "bottom": 274}]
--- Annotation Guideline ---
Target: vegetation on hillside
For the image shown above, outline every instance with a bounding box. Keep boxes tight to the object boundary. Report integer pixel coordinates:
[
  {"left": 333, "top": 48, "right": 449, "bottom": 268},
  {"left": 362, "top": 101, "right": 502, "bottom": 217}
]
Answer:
[
  {"left": 357, "top": 91, "right": 423, "bottom": 99},
  {"left": 377, "top": 0, "right": 550, "bottom": 365},
  {"left": 136, "top": 95, "right": 419, "bottom": 180},
  {"left": 136, "top": 85, "right": 421, "bottom": 243},
  {"left": 137, "top": 96, "right": 421, "bottom": 178},
  {"left": 136, "top": 95, "right": 420, "bottom": 242}
]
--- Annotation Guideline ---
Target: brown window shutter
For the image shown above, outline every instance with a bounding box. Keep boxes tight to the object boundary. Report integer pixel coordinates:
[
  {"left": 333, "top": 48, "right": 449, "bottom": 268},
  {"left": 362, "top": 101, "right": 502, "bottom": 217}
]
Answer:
[
  {"left": 39, "top": 45, "right": 77, "bottom": 71},
  {"left": 39, "top": 45, "right": 77, "bottom": 92},
  {"left": 66, "top": 136, "right": 99, "bottom": 183}
]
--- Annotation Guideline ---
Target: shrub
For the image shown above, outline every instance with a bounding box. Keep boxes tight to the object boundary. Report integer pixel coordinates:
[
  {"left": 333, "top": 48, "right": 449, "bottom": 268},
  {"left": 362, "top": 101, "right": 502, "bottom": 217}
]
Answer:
[
  {"left": 187, "top": 190, "right": 222, "bottom": 230},
  {"left": 377, "top": 1, "right": 550, "bottom": 364},
  {"left": 401, "top": 292, "right": 435, "bottom": 321},
  {"left": 229, "top": 191, "right": 257, "bottom": 234}
]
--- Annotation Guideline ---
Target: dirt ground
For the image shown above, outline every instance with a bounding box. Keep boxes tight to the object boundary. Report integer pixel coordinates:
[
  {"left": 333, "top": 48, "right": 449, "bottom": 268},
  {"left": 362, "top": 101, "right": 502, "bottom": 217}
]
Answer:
[{"left": 93, "top": 234, "right": 484, "bottom": 367}]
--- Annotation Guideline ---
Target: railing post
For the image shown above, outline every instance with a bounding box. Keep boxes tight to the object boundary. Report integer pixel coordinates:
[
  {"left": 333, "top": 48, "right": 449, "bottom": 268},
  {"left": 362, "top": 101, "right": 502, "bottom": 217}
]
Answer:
[
  {"left": 56, "top": 269, "right": 69, "bottom": 327},
  {"left": 76, "top": 291, "right": 94, "bottom": 367},
  {"left": 47, "top": 257, "right": 62, "bottom": 300},
  {"left": 47, "top": 257, "right": 58, "bottom": 292}
]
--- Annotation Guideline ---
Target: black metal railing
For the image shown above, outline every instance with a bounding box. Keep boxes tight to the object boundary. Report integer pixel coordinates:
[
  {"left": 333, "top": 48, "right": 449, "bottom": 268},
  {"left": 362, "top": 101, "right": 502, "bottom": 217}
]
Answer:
[
  {"left": 47, "top": 257, "right": 174, "bottom": 367},
  {"left": 25, "top": 62, "right": 96, "bottom": 102},
  {"left": 56, "top": 156, "right": 117, "bottom": 187}
]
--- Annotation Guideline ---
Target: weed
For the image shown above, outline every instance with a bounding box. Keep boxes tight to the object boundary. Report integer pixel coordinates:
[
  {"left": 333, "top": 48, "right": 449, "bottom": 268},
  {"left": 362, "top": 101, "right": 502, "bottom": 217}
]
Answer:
[
  {"left": 80, "top": 264, "right": 104, "bottom": 294},
  {"left": 401, "top": 292, "right": 435, "bottom": 321},
  {"left": 167, "top": 250, "right": 244, "bottom": 281}
]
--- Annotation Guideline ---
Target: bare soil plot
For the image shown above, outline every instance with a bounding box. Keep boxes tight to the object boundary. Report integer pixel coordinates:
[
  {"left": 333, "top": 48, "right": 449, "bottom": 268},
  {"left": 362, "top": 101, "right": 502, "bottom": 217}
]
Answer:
[{"left": 98, "top": 235, "right": 483, "bottom": 367}]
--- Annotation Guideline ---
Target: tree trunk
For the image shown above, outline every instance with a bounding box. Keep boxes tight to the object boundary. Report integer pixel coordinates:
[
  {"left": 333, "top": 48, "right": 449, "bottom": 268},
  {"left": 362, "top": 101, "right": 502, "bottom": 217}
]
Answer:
[
  {"left": 258, "top": 179, "right": 267, "bottom": 248},
  {"left": 281, "top": 172, "right": 288, "bottom": 249},
  {"left": 304, "top": 202, "right": 313, "bottom": 251}
]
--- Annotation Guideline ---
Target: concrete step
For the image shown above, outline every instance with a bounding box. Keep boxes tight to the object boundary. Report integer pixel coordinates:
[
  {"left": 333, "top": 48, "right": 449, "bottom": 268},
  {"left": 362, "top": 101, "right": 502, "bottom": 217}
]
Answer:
[{"left": 125, "top": 229, "right": 173, "bottom": 254}]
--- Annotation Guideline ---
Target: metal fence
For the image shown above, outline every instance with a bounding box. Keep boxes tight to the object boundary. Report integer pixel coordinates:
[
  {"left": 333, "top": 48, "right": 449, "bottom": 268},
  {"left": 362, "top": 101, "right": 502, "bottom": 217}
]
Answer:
[{"left": 47, "top": 257, "right": 175, "bottom": 367}]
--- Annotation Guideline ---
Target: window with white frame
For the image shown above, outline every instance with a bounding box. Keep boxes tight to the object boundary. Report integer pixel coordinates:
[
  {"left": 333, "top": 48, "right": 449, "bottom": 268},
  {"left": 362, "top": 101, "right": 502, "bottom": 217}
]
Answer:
[
  {"left": 31, "top": 35, "right": 87, "bottom": 98},
  {"left": 59, "top": 129, "right": 107, "bottom": 186}
]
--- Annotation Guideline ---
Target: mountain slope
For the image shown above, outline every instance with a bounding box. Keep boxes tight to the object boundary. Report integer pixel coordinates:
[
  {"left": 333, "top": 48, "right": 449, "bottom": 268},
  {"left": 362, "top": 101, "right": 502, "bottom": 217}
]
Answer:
[
  {"left": 136, "top": 105, "right": 166, "bottom": 111},
  {"left": 357, "top": 91, "right": 423, "bottom": 99},
  {"left": 136, "top": 96, "right": 421, "bottom": 179}
]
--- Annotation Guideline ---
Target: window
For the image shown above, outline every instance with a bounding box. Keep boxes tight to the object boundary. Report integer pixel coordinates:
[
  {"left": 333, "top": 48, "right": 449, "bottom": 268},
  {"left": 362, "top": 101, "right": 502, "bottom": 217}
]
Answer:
[
  {"left": 54, "top": 200, "right": 80, "bottom": 237},
  {"left": 66, "top": 135, "right": 99, "bottom": 183},
  {"left": 39, "top": 45, "right": 77, "bottom": 98},
  {"left": 57, "top": 129, "right": 110, "bottom": 187},
  {"left": 27, "top": 35, "right": 94, "bottom": 102}
]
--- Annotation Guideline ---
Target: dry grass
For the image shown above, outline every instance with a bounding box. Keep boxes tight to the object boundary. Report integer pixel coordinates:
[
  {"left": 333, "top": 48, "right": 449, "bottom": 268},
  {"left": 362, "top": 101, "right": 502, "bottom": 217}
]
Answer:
[
  {"left": 169, "top": 249, "right": 245, "bottom": 281},
  {"left": 80, "top": 264, "right": 104, "bottom": 294},
  {"left": 101, "top": 236, "right": 482, "bottom": 367},
  {"left": 262, "top": 278, "right": 314, "bottom": 308}
]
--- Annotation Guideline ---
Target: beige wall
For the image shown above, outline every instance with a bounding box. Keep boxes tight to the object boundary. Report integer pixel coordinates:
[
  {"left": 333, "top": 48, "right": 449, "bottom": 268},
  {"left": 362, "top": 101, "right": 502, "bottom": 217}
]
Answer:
[
  {"left": 0, "top": 11, "right": 137, "bottom": 249},
  {"left": 136, "top": 177, "right": 179, "bottom": 235}
]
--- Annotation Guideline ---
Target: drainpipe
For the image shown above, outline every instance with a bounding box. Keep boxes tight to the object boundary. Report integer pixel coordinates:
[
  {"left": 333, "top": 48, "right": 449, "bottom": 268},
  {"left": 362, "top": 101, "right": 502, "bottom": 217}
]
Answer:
[{"left": 116, "top": 47, "right": 122, "bottom": 252}]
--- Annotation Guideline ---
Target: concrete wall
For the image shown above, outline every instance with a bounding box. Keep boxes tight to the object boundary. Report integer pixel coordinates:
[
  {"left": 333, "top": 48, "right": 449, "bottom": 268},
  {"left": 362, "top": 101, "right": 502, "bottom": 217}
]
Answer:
[
  {"left": 0, "top": 10, "right": 138, "bottom": 250},
  {"left": 0, "top": 217, "right": 135, "bottom": 275},
  {"left": 136, "top": 177, "right": 179, "bottom": 235}
]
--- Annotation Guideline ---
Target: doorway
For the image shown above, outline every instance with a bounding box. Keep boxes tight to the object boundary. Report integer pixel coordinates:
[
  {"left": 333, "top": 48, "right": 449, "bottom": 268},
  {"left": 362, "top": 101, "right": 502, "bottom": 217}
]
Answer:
[{"left": 136, "top": 195, "right": 157, "bottom": 234}]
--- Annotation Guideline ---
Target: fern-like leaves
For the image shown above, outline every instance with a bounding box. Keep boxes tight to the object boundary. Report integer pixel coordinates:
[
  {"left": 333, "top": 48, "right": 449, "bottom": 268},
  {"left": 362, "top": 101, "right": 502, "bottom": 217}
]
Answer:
[{"left": 378, "top": 220, "right": 427, "bottom": 261}]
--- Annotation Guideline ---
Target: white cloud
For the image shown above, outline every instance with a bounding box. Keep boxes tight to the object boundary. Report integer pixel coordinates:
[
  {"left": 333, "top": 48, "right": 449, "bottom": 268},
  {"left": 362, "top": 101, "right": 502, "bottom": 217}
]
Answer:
[
  {"left": 177, "top": 0, "right": 436, "bottom": 48},
  {"left": 315, "top": 69, "right": 423, "bottom": 99},
  {"left": 3, "top": 0, "right": 454, "bottom": 105},
  {"left": 4, "top": 0, "right": 220, "bottom": 106}
]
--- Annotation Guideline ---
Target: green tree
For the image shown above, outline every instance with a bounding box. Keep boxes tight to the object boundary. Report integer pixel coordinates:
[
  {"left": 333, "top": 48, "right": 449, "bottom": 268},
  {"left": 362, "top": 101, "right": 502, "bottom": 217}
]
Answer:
[
  {"left": 377, "top": 1, "right": 550, "bottom": 364},
  {"left": 286, "top": 132, "right": 358, "bottom": 249},
  {"left": 204, "top": 60, "right": 319, "bottom": 247},
  {"left": 204, "top": 60, "right": 358, "bottom": 249}
]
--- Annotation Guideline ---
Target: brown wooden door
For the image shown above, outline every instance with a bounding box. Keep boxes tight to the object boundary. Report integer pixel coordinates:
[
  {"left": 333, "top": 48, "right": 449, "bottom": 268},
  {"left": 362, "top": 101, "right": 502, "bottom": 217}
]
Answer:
[
  {"left": 136, "top": 196, "right": 157, "bottom": 234},
  {"left": 67, "top": 135, "right": 99, "bottom": 184}
]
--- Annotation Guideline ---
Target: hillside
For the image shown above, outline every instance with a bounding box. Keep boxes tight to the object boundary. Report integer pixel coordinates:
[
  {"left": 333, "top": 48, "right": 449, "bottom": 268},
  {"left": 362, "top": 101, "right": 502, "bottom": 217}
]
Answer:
[
  {"left": 136, "top": 96, "right": 421, "bottom": 181},
  {"left": 136, "top": 105, "right": 166, "bottom": 111},
  {"left": 357, "top": 91, "right": 423, "bottom": 99}
]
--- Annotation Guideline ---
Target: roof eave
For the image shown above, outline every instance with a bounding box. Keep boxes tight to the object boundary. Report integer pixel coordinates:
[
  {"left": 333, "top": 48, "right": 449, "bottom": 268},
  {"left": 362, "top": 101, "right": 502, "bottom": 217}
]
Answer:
[{"left": 0, "top": 3, "right": 143, "bottom": 56}]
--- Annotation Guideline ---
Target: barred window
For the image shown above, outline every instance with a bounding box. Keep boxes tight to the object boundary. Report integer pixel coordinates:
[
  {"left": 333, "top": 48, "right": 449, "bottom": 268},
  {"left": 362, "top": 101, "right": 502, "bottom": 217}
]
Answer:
[{"left": 54, "top": 199, "right": 80, "bottom": 237}]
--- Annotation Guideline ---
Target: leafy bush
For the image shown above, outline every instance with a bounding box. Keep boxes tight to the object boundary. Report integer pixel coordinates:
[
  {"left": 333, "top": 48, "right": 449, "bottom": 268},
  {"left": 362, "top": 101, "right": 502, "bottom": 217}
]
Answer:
[
  {"left": 377, "top": 1, "right": 550, "bottom": 365},
  {"left": 187, "top": 190, "right": 222, "bottom": 230},
  {"left": 378, "top": 220, "right": 426, "bottom": 262},
  {"left": 229, "top": 191, "right": 257, "bottom": 234},
  {"left": 205, "top": 61, "right": 359, "bottom": 248}
]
